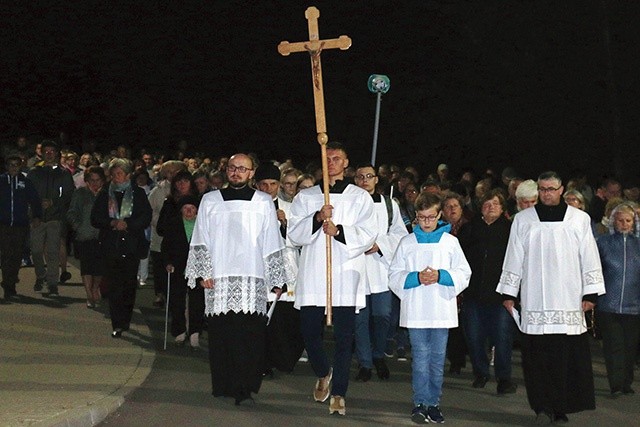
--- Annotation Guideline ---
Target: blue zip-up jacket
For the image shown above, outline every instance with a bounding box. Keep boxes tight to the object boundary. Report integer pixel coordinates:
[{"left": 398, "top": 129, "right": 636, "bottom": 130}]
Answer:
[
  {"left": 597, "top": 231, "right": 640, "bottom": 315},
  {"left": 0, "top": 172, "right": 42, "bottom": 227}
]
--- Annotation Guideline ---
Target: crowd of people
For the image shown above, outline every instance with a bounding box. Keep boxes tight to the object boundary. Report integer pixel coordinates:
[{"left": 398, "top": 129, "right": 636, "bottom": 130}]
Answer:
[{"left": 1, "top": 135, "right": 639, "bottom": 424}]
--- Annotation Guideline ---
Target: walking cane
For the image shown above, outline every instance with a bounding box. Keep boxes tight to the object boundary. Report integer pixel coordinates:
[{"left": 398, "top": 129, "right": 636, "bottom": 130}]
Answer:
[{"left": 163, "top": 269, "right": 171, "bottom": 350}]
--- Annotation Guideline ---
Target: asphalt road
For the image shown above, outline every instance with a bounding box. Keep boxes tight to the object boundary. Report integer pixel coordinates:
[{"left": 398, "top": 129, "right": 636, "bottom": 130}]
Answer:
[{"left": 99, "top": 286, "right": 639, "bottom": 427}]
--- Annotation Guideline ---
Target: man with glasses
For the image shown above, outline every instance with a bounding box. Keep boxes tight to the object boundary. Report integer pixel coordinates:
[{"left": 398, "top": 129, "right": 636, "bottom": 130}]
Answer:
[
  {"left": 0, "top": 156, "right": 42, "bottom": 301},
  {"left": 289, "top": 142, "right": 377, "bottom": 415},
  {"left": 26, "top": 140, "right": 75, "bottom": 296},
  {"left": 185, "top": 153, "right": 287, "bottom": 406},
  {"left": 497, "top": 171, "right": 605, "bottom": 424},
  {"left": 353, "top": 164, "right": 407, "bottom": 382}
]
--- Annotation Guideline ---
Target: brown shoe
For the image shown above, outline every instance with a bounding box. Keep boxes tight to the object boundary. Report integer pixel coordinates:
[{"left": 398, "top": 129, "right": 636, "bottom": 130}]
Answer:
[
  {"left": 313, "top": 367, "right": 333, "bottom": 402},
  {"left": 329, "top": 395, "right": 346, "bottom": 415}
]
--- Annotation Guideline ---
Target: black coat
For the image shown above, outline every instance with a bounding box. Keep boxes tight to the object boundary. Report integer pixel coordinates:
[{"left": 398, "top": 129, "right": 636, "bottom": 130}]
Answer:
[
  {"left": 160, "top": 214, "right": 191, "bottom": 273},
  {"left": 91, "top": 184, "right": 152, "bottom": 259},
  {"left": 457, "top": 214, "right": 511, "bottom": 305}
]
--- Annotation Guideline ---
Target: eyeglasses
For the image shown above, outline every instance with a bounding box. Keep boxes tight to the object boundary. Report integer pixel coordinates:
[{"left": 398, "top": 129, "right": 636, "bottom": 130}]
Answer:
[
  {"left": 416, "top": 214, "right": 439, "bottom": 222},
  {"left": 227, "top": 165, "right": 252, "bottom": 173},
  {"left": 355, "top": 173, "right": 376, "bottom": 181},
  {"left": 538, "top": 186, "right": 561, "bottom": 193}
]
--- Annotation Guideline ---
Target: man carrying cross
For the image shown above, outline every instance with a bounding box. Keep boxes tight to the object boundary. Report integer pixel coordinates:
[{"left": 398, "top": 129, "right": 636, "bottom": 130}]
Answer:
[{"left": 288, "top": 141, "right": 377, "bottom": 415}]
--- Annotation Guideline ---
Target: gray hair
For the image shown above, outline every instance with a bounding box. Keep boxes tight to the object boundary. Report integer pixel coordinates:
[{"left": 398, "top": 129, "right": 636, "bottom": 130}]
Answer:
[
  {"left": 108, "top": 158, "right": 133, "bottom": 175},
  {"left": 516, "top": 179, "right": 538, "bottom": 200}
]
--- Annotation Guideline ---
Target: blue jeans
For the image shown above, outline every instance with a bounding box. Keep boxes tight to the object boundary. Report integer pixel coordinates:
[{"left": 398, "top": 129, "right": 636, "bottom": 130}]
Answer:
[
  {"left": 463, "top": 299, "right": 514, "bottom": 380},
  {"left": 300, "top": 306, "right": 355, "bottom": 396},
  {"left": 387, "top": 292, "right": 410, "bottom": 350},
  {"left": 408, "top": 328, "right": 448, "bottom": 406},
  {"left": 355, "top": 291, "right": 392, "bottom": 367}
]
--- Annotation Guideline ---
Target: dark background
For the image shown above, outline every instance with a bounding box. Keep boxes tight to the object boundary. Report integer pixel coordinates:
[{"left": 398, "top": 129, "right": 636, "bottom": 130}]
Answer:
[{"left": 2, "top": 1, "right": 639, "bottom": 182}]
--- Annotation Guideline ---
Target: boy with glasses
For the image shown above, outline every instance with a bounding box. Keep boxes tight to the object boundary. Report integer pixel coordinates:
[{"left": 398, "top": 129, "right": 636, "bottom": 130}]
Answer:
[{"left": 389, "top": 193, "right": 471, "bottom": 424}]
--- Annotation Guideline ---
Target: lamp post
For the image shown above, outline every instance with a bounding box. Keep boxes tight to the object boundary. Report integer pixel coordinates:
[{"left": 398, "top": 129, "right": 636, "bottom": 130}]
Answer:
[{"left": 367, "top": 74, "right": 390, "bottom": 166}]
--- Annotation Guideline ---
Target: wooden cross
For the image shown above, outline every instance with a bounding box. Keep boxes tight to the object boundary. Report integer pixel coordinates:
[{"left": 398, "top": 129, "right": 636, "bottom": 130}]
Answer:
[{"left": 278, "top": 6, "right": 351, "bottom": 326}]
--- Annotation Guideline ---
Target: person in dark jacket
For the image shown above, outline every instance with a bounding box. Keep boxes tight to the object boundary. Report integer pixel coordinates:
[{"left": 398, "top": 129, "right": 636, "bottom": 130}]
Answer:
[
  {"left": 161, "top": 195, "right": 205, "bottom": 348},
  {"left": 26, "top": 139, "right": 75, "bottom": 296},
  {"left": 458, "top": 189, "right": 517, "bottom": 394},
  {"left": 0, "top": 156, "right": 42, "bottom": 300},
  {"left": 91, "top": 158, "right": 152, "bottom": 338},
  {"left": 596, "top": 202, "right": 640, "bottom": 395},
  {"left": 154, "top": 169, "right": 197, "bottom": 307}
]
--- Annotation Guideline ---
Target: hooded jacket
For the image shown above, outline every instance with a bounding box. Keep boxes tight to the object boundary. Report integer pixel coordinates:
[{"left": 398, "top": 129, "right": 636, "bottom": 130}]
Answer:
[{"left": 0, "top": 172, "right": 42, "bottom": 227}]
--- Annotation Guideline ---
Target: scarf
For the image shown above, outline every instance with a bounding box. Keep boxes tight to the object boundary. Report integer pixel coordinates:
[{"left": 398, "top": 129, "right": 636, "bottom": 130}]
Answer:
[{"left": 108, "top": 180, "right": 134, "bottom": 219}]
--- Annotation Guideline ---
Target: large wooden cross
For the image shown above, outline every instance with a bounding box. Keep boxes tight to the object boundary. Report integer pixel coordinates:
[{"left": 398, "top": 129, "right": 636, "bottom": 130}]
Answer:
[{"left": 278, "top": 6, "right": 351, "bottom": 326}]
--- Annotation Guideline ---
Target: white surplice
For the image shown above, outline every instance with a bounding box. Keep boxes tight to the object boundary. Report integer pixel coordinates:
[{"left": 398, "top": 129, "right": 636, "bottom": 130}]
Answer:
[
  {"left": 496, "top": 206, "right": 605, "bottom": 335},
  {"left": 365, "top": 197, "right": 408, "bottom": 295},
  {"left": 288, "top": 184, "right": 377, "bottom": 311},
  {"left": 184, "top": 190, "right": 287, "bottom": 316},
  {"left": 388, "top": 232, "right": 471, "bottom": 328}
]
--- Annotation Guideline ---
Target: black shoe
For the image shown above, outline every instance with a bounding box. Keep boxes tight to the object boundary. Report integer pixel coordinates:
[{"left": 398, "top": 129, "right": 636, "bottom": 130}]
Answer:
[
  {"left": 234, "top": 391, "right": 254, "bottom": 406},
  {"left": 47, "top": 285, "right": 59, "bottom": 296},
  {"left": 497, "top": 379, "right": 517, "bottom": 394},
  {"left": 355, "top": 366, "right": 372, "bottom": 382},
  {"left": 33, "top": 278, "right": 44, "bottom": 292},
  {"left": 111, "top": 329, "right": 123, "bottom": 338},
  {"left": 473, "top": 375, "right": 489, "bottom": 388},
  {"left": 373, "top": 358, "right": 390, "bottom": 379},
  {"left": 59, "top": 271, "right": 72, "bottom": 283},
  {"left": 396, "top": 347, "right": 408, "bottom": 361},
  {"left": 623, "top": 387, "right": 635, "bottom": 395},
  {"left": 411, "top": 404, "right": 428, "bottom": 424},
  {"left": 449, "top": 364, "right": 462, "bottom": 374},
  {"left": 554, "top": 413, "right": 569, "bottom": 424},
  {"left": 427, "top": 405, "right": 445, "bottom": 423}
]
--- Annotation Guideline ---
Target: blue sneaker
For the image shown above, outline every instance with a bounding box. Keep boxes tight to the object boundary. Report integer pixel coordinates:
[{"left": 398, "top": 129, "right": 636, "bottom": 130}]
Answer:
[
  {"left": 411, "top": 404, "right": 428, "bottom": 424},
  {"left": 427, "top": 405, "right": 445, "bottom": 423}
]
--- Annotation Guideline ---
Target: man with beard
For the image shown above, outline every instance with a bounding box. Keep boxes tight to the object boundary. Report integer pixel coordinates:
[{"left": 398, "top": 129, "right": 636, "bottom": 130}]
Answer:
[{"left": 185, "top": 153, "right": 288, "bottom": 405}]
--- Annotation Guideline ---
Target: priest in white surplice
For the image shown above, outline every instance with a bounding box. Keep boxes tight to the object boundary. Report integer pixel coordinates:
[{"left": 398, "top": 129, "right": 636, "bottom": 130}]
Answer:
[
  {"left": 288, "top": 142, "right": 377, "bottom": 415},
  {"left": 185, "top": 153, "right": 288, "bottom": 406},
  {"left": 497, "top": 171, "right": 605, "bottom": 424}
]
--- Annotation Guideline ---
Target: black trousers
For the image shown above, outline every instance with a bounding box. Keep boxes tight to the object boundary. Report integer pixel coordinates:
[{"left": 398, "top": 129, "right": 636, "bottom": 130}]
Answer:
[
  {"left": 150, "top": 250, "right": 167, "bottom": 297},
  {"left": 521, "top": 333, "right": 595, "bottom": 415},
  {"left": 0, "top": 224, "right": 28, "bottom": 295},
  {"left": 599, "top": 311, "right": 640, "bottom": 392},
  {"left": 168, "top": 271, "right": 205, "bottom": 337},
  {"left": 105, "top": 255, "right": 139, "bottom": 330},
  {"left": 208, "top": 312, "right": 266, "bottom": 399}
]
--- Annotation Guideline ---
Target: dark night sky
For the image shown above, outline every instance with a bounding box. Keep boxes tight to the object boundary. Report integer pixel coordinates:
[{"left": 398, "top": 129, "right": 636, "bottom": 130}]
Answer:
[{"left": 2, "top": 1, "right": 639, "bottom": 182}]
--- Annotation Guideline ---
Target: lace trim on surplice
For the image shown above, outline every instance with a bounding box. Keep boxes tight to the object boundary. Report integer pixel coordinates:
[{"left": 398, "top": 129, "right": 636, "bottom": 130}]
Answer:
[
  {"left": 184, "top": 245, "right": 213, "bottom": 289},
  {"left": 204, "top": 276, "right": 268, "bottom": 316}
]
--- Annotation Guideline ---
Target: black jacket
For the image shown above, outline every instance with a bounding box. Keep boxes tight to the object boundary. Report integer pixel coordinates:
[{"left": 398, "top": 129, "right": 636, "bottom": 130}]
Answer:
[
  {"left": 91, "top": 184, "right": 152, "bottom": 259},
  {"left": 458, "top": 215, "right": 511, "bottom": 305}
]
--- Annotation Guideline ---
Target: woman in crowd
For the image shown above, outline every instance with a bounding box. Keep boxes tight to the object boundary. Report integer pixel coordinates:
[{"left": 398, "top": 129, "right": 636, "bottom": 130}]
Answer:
[
  {"left": 161, "top": 195, "right": 205, "bottom": 348},
  {"left": 296, "top": 173, "right": 316, "bottom": 193},
  {"left": 596, "top": 202, "right": 640, "bottom": 396},
  {"left": 398, "top": 181, "right": 419, "bottom": 233},
  {"left": 67, "top": 166, "right": 107, "bottom": 308},
  {"left": 563, "top": 189, "right": 588, "bottom": 212},
  {"left": 91, "top": 158, "right": 152, "bottom": 338}
]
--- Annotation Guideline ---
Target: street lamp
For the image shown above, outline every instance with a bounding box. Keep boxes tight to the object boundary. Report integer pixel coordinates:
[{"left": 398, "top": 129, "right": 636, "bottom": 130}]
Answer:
[{"left": 367, "top": 74, "right": 390, "bottom": 166}]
